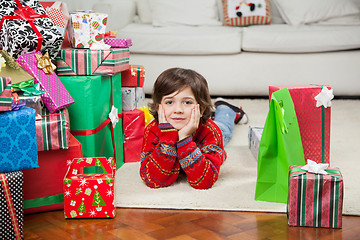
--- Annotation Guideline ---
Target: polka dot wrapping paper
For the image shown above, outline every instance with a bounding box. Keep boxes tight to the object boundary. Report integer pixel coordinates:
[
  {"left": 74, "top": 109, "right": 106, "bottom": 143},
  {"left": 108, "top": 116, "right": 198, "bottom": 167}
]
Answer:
[
  {"left": 0, "top": 171, "right": 23, "bottom": 240},
  {"left": 0, "top": 106, "right": 38, "bottom": 173},
  {"left": 16, "top": 51, "right": 75, "bottom": 113}
]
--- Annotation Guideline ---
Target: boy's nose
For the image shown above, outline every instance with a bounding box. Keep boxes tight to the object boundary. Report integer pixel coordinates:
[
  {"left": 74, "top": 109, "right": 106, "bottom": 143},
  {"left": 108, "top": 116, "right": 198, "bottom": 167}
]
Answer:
[{"left": 174, "top": 103, "right": 184, "bottom": 113}]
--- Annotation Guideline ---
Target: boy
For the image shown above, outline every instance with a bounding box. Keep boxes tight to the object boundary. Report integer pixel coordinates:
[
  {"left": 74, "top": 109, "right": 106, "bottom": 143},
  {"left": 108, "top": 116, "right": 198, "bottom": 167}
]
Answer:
[{"left": 140, "top": 68, "right": 247, "bottom": 189}]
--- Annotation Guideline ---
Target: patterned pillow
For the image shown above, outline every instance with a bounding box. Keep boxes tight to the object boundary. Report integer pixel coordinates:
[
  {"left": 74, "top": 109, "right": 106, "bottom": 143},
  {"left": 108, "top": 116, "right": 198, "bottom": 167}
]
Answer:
[{"left": 222, "top": 0, "right": 271, "bottom": 26}]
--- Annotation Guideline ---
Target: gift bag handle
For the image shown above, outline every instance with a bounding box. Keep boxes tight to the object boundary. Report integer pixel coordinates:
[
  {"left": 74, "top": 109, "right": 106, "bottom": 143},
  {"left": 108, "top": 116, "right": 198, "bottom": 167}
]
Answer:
[{"left": 66, "top": 157, "right": 114, "bottom": 177}]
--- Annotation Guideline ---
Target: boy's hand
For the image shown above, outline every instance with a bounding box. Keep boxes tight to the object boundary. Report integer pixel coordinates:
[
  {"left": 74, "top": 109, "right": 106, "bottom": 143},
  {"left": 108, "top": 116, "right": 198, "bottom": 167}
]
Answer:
[
  {"left": 178, "top": 104, "right": 200, "bottom": 141},
  {"left": 158, "top": 104, "right": 167, "bottom": 124}
]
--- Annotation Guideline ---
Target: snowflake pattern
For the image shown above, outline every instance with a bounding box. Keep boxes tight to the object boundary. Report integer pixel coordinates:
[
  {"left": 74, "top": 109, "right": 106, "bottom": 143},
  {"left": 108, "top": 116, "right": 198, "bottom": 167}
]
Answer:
[
  {"left": 79, "top": 178, "right": 88, "bottom": 187},
  {"left": 89, "top": 210, "right": 96, "bottom": 217},
  {"left": 106, "top": 189, "right": 113, "bottom": 197},
  {"left": 64, "top": 190, "right": 71, "bottom": 197}
]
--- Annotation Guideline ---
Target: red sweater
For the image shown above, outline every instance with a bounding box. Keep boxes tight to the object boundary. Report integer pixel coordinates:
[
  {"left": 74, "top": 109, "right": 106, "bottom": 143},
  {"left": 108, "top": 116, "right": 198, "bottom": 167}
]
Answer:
[{"left": 140, "top": 119, "right": 226, "bottom": 189}]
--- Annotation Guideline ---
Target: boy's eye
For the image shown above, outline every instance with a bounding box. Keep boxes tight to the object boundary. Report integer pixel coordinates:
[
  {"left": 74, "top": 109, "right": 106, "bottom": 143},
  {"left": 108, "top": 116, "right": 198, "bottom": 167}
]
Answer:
[
  {"left": 184, "top": 101, "right": 193, "bottom": 105},
  {"left": 165, "top": 100, "right": 173, "bottom": 105}
]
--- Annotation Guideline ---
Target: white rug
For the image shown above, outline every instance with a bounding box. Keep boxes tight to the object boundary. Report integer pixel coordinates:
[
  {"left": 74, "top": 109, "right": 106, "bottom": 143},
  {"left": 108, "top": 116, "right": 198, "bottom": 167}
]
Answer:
[{"left": 115, "top": 99, "right": 360, "bottom": 216}]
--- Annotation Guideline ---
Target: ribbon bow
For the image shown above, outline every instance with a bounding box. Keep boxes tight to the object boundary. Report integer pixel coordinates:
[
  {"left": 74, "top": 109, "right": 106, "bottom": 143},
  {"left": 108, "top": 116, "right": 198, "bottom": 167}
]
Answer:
[
  {"left": 108, "top": 105, "right": 119, "bottom": 128},
  {"left": 104, "top": 31, "right": 117, "bottom": 38},
  {"left": 301, "top": 159, "right": 329, "bottom": 174},
  {"left": 35, "top": 52, "right": 56, "bottom": 74},
  {"left": 315, "top": 86, "right": 334, "bottom": 108},
  {"left": 0, "top": 55, "right": 6, "bottom": 71},
  {"left": 14, "top": 5, "right": 43, "bottom": 21}
]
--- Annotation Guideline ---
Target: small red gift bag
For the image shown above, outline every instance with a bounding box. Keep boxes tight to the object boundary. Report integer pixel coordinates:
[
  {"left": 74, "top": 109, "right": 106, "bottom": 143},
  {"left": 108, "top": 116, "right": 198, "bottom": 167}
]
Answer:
[{"left": 64, "top": 157, "right": 116, "bottom": 219}]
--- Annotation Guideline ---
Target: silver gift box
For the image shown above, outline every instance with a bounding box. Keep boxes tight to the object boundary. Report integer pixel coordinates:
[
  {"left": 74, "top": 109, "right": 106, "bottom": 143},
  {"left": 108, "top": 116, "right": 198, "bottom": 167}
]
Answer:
[{"left": 248, "top": 126, "right": 263, "bottom": 161}]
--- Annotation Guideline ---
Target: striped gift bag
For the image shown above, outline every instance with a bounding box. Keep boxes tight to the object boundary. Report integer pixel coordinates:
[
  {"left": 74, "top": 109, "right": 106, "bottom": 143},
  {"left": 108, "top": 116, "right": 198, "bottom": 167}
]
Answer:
[
  {"left": 0, "top": 77, "right": 12, "bottom": 112},
  {"left": 287, "top": 165, "right": 343, "bottom": 228},
  {"left": 35, "top": 107, "right": 70, "bottom": 151}
]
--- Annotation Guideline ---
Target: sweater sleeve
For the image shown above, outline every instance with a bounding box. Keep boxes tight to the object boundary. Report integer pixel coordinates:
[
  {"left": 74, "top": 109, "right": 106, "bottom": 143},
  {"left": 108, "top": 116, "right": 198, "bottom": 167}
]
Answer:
[
  {"left": 177, "top": 122, "right": 226, "bottom": 189},
  {"left": 139, "top": 122, "right": 180, "bottom": 188}
]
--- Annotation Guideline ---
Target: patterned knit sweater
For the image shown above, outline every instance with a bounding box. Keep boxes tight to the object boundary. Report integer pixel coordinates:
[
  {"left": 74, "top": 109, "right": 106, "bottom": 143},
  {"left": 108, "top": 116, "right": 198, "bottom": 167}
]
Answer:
[{"left": 140, "top": 119, "right": 226, "bottom": 189}]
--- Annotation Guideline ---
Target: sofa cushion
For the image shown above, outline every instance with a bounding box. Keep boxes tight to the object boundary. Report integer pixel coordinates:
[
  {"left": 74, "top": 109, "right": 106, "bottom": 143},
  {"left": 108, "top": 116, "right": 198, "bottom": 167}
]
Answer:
[
  {"left": 273, "top": 0, "right": 360, "bottom": 26},
  {"left": 149, "top": 0, "right": 221, "bottom": 27},
  {"left": 242, "top": 24, "right": 360, "bottom": 53},
  {"left": 118, "top": 24, "right": 242, "bottom": 54},
  {"left": 222, "top": 0, "right": 271, "bottom": 26}
]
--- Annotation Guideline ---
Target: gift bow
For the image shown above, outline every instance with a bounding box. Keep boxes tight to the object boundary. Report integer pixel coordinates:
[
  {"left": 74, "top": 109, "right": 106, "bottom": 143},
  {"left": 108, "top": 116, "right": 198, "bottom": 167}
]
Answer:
[
  {"left": 14, "top": 4, "right": 44, "bottom": 21},
  {"left": 315, "top": 86, "right": 334, "bottom": 108},
  {"left": 104, "top": 31, "right": 117, "bottom": 38},
  {"left": 301, "top": 159, "right": 329, "bottom": 175},
  {"left": 35, "top": 52, "right": 56, "bottom": 74},
  {"left": 108, "top": 105, "right": 119, "bottom": 128}
]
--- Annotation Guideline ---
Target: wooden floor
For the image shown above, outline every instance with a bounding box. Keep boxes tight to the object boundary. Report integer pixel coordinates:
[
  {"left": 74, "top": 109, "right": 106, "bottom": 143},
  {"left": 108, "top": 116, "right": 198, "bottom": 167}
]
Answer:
[{"left": 23, "top": 208, "right": 360, "bottom": 240}]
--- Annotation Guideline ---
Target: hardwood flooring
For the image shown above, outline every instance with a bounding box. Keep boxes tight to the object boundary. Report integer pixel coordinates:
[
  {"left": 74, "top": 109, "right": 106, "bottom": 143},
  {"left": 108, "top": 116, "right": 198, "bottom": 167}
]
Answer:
[{"left": 23, "top": 208, "right": 360, "bottom": 240}]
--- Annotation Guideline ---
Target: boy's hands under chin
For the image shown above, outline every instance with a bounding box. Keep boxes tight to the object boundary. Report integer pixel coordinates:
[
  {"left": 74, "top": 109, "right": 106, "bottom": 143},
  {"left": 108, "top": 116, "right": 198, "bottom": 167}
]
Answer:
[{"left": 178, "top": 104, "right": 200, "bottom": 141}]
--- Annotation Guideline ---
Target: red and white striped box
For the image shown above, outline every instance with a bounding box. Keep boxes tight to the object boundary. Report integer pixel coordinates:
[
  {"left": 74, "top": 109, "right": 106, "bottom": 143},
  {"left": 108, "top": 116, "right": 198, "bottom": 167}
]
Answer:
[{"left": 287, "top": 165, "right": 343, "bottom": 228}]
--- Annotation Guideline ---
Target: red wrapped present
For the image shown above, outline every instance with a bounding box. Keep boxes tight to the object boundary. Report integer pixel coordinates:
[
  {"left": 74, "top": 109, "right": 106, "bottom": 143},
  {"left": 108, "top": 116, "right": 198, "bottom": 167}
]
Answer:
[
  {"left": 0, "top": 171, "right": 23, "bottom": 240},
  {"left": 121, "top": 65, "right": 145, "bottom": 87},
  {"left": 123, "top": 109, "right": 145, "bottom": 163},
  {"left": 23, "top": 134, "right": 83, "bottom": 214},
  {"left": 288, "top": 162, "right": 343, "bottom": 228},
  {"left": 0, "top": 77, "right": 12, "bottom": 112},
  {"left": 17, "top": 51, "right": 75, "bottom": 113},
  {"left": 269, "top": 85, "right": 332, "bottom": 164},
  {"left": 35, "top": 107, "right": 70, "bottom": 151},
  {"left": 64, "top": 157, "right": 116, "bottom": 218}
]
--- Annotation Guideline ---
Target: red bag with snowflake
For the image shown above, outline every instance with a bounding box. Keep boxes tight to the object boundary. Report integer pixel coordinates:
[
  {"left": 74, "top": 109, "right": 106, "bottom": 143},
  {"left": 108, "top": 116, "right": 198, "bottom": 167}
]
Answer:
[{"left": 64, "top": 157, "right": 116, "bottom": 219}]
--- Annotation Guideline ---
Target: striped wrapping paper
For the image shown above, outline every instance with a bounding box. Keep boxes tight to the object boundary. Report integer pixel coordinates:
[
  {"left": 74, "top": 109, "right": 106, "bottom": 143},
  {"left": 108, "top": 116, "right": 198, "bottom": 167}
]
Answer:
[
  {"left": 56, "top": 48, "right": 130, "bottom": 76},
  {"left": 35, "top": 107, "right": 70, "bottom": 151},
  {"left": 104, "top": 38, "right": 132, "bottom": 48},
  {"left": 0, "top": 77, "right": 12, "bottom": 112},
  {"left": 287, "top": 165, "right": 343, "bottom": 228}
]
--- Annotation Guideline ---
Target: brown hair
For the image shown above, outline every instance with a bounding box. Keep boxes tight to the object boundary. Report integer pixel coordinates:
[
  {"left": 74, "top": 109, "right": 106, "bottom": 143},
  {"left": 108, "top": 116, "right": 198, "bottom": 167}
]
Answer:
[{"left": 149, "top": 68, "right": 213, "bottom": 123}]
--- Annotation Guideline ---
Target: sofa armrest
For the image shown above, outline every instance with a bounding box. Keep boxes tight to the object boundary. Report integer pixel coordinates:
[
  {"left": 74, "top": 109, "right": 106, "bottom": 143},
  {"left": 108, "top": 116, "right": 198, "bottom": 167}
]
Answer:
[{"left": 92, "top": 0, "right": 136, "bottom": 32}]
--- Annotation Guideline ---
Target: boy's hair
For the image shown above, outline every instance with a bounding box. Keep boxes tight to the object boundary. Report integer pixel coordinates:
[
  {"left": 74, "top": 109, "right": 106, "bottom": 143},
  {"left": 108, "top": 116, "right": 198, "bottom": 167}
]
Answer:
[{"left": 149, "top": 68, "right": 213, "bottom": 123}]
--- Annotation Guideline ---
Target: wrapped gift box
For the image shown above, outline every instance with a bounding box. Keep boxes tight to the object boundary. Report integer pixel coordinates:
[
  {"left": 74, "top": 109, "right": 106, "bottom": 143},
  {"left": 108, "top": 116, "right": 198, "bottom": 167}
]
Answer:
[
  {"left": 288, "top": 165, "right": 343, "bottom": 228},
  {"left": 17, "top": 51, "right": 75, "bottom": 113},
  {"left": 35, "top": 107, "right": 70, "bottom": 151},
  {"left": 40, "top": 1, "right": 69, "bottom": 37},
  {"left": 59, "top": 74, "right": 124, "bottom": 169},
  {"left": 121, "top": 65, "right": 145, "bottom": 87},
  {"left": 122, "top": 87, "right": 145, "bottom": 111},
  {"left": 0, "top": 0, "right": 63, "bottom": 59},
  {"left": 0, "top": 107, "right": 38, "bottom": 173},
  {"left": 104, "top": 38, "right": 132, "bottom": 48},
  {"left": 17, "top": 94, "right": 43, "bottom": 119},
  {"left": 23, "top": 134, "right": 82, "bottom": 214},
  {"left": 67, "top": 12, "right": 108, "bottom": 48},
  {"left": 0, "top": 171, "right": 23, "bottom": 240},
  {"left": 64, "top": 157, "right": 116, "bottom": 218},
  {"left": 269, "top": 85, "right": 331, "bottom": 164},
  {"left": 248, "top": 126, "right": 263, "bottom": 161},
  {"left": 123, "top": 109, "right": 145, "bottom": 163},
  {"left": 56, "top": 48, "right": 130, "bottom": 76},
  {"left": 0, "top": 50, "right": 34, "bottom": 85},
  {"left": 0, "top": 77, "right": 12, "bottom": 112}
]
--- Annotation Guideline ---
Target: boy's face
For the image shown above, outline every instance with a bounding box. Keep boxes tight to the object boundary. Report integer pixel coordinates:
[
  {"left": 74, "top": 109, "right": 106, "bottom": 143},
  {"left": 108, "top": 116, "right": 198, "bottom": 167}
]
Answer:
[{"left": 160, "top": 86, "right": 198, "bottom": 130}]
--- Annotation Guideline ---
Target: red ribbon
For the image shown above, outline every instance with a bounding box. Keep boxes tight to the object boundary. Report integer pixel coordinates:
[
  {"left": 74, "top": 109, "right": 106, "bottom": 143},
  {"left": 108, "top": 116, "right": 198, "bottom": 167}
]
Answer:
[
  {"left": 0, "top": 0, "right": 49, "bottom": 52},
  {"left": 70, "top": 76, "right": 122, "bottom": 164},
  {"left": 0, "top": 174, "right": 22, "bottom": 240}
]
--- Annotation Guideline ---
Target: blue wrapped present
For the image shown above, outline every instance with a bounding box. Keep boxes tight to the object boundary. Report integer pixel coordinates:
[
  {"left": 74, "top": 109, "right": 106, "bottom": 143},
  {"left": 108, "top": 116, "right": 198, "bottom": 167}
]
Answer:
[{"left": 0, "top": 107, "right": 38, "bottom": 173}]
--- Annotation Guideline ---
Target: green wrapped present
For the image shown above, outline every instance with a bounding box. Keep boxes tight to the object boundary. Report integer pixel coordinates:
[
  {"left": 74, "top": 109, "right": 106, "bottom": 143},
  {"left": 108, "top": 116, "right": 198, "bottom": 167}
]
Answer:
[{"left": 59, "top": 74, "right": 124, "bottom": 170}]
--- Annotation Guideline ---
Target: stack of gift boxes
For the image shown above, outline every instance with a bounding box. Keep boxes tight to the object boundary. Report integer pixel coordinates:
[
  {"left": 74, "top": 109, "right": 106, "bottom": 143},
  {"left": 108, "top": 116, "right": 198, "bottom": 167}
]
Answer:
[
  {"left": 253, "top": 85, "right": 343, "bottom": 228},
  {"left": 0, "top": 0, "right": 149, "bottom": 235}
]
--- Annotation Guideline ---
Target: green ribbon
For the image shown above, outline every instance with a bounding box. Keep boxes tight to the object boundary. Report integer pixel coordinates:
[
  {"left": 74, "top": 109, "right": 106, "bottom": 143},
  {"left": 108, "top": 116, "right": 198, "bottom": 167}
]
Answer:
[
  {"left": 11, "top": 79, "right": 34, "bottom": 91},
  {"left": 320, "top": 86, "right": 325, "bottom": 164},
  {"left": 23, "top": 83, "right": 47, "bottom": 96},
  {"left": 137, "top": 66, "right": 140, "bottom": 86},
  {"left": 23, "top": 194, "right": 64, "bottom": 209}
]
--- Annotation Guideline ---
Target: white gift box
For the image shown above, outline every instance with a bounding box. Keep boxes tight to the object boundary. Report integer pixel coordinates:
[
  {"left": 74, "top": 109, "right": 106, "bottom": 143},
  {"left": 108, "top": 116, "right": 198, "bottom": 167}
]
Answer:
[
  {"left": 248, "top": 126, "right": 263, "bottom": 161},
  {"left": 121, "top": 87, "right": 145, "bottom": 111}
]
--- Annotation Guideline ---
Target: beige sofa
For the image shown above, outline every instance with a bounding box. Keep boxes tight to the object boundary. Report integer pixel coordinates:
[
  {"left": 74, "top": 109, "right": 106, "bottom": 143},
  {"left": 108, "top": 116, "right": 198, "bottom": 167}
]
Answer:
[{"left": 58, "top": 0, "right": 360, "bottom": 97}]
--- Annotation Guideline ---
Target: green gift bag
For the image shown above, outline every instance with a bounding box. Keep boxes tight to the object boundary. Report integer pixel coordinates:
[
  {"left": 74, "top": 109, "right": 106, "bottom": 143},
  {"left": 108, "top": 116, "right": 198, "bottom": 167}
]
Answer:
[{"left": 255, "top": 88, "right": 305, "bottom": 203}]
